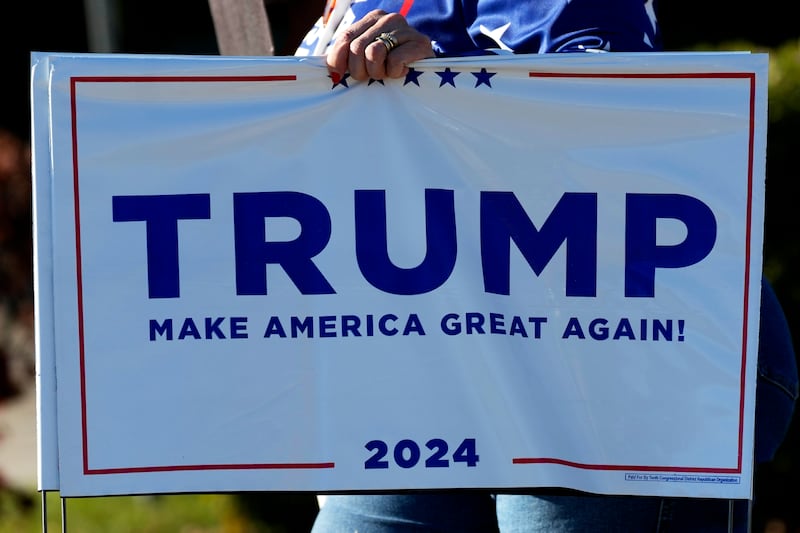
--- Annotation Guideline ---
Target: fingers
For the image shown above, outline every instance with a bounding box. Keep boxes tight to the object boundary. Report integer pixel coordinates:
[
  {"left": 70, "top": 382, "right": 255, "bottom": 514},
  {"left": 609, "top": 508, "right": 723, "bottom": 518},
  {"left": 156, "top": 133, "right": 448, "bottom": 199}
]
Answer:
[{"left": 326, "top": 10, "right": 434, "bottom": 81}]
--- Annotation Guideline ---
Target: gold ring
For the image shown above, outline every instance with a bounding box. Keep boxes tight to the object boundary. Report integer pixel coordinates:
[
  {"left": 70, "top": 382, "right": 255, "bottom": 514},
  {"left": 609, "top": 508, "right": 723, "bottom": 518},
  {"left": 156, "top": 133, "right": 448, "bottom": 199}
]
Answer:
[{"left": 374, "top": 32, "right": 399, "bottom": 53}]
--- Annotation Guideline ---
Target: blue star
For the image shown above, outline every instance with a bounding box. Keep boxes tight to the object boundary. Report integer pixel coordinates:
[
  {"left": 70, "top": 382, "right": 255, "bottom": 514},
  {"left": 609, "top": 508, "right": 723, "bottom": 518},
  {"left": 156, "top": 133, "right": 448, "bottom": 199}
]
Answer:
[
  {"left": 330, "top": 71, "right": 350, "bottom": 89},
  {"left": 403, "top": 68, "right": 424, "bottom": 86},
  {"left": 435, "top": 67, "right": 459, "bottom": 87},
  {"left": 472, "top": 68, "right": 496, "bottom": 88},
  {"left": 368, "top": 78, "right": 385, "bottom": 86}
]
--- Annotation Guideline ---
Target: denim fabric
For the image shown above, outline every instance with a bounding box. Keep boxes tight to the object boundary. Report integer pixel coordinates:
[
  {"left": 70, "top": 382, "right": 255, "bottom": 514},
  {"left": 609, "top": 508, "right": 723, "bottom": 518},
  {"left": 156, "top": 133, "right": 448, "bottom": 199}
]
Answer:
[
  {"left": 312, "top": 493, "right": 752, "bottom": 532},
  {"left": 496, "top": 493, "right": 751, "bottom": 532},
  {"left": 311, "top": 279, "right": 798, "bottom": 532},
  {"left": 311, "top": 493, "right": 501, "bottom": 532}
]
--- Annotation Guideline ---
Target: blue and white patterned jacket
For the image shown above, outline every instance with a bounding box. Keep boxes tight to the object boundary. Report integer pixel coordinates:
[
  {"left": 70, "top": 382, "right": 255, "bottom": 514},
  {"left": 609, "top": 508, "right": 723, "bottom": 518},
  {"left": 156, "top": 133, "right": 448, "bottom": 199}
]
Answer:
[{"left": 296, "top": 0, "right": 661, "bottom": 57}]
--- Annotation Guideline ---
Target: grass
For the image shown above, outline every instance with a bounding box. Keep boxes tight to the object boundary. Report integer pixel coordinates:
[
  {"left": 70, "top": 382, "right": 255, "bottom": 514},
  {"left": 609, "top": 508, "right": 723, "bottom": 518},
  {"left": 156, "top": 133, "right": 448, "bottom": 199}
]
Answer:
[{"left": 0, "top": 490, "right": 274, "bottom": 533}]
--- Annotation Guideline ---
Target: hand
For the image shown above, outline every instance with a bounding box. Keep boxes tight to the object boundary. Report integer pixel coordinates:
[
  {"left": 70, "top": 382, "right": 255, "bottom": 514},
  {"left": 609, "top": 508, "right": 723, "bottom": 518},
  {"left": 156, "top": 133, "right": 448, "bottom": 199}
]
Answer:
[{"left": 327, "top": 9, "right": 434, "bottom": 81}]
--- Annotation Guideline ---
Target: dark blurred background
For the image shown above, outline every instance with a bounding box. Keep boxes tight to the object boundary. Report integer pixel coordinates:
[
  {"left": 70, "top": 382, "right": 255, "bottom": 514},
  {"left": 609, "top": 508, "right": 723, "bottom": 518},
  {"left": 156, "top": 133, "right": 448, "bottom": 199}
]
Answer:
[{"left": 1, "top": 1, "right": 798, "bottom": 532}]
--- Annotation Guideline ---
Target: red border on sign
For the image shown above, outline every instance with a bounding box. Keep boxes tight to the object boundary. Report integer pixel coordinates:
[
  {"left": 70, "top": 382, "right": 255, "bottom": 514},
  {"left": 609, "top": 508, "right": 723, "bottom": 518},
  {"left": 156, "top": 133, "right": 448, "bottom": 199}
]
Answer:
[
  {"left": 510, "top": 71, "right": 757, "bottom": 475},
  {"left": 70, "top": 75, "right": 335, "bottom": 475},
  {"left": 69, "top": 71, "right": 758, "bottom": 478}
]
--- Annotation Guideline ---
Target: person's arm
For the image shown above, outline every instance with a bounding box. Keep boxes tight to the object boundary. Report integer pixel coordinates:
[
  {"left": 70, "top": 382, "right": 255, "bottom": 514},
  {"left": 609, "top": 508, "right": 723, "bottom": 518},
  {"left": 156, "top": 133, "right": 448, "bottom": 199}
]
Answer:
[{"left": 305, "top": 1, "right": 661, "bottom": 80}]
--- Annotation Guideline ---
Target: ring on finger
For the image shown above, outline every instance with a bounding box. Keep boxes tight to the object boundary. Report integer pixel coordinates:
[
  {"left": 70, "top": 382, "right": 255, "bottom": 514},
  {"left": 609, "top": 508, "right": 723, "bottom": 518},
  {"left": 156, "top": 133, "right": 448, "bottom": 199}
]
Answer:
[{"left": 373, "top": 32, "right": 399, "bottom": 53}]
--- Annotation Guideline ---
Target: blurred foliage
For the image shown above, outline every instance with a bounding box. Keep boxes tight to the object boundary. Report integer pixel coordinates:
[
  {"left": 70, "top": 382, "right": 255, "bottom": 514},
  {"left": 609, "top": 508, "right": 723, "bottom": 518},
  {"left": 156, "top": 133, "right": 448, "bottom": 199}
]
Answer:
[
  {"left": 762, "top": 42, "right": 800, "bottom": 498},
  {"left": 767, "top": 39, "right": 800, "bottom": 123},
  {"left": 763, "top": 40, "right": 800, "bottom": 317},
  {"left": 0, "top": 490, "right": 285, "bottom": 533},
  {"left": 0, "top": 130, "right": 34, "bottom": 399},
  {"left": 763, "top": 41, "right": 800, "bottom": 326}
]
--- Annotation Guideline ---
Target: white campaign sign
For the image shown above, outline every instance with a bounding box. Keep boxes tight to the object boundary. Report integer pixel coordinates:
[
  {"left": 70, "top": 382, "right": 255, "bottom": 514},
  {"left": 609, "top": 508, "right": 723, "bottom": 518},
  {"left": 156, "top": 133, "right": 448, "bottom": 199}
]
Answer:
[{"left": 32, "top": 52, "right": 767, "bottom": 498}]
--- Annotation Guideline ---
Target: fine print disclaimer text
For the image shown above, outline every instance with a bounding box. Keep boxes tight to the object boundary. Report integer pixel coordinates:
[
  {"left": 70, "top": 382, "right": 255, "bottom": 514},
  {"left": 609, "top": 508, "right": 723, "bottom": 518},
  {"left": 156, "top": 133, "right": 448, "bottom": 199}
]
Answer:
[{"left": 625, "top": 473, "right": 741, "bottom": 484}]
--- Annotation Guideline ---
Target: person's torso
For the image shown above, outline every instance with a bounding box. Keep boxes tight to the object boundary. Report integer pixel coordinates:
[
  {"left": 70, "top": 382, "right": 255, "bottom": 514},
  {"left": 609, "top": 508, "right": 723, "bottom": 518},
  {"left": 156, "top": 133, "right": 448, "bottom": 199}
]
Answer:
[{"left": 295, "top": 0, "right": 661, "bottom": 57}]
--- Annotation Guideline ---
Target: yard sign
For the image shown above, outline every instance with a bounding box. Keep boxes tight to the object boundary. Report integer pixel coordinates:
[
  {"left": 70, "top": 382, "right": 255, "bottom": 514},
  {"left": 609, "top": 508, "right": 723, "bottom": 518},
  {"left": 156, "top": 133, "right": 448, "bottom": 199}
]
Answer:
[{"left": 31, "top": 52, "right": 767, "bottom": 498}]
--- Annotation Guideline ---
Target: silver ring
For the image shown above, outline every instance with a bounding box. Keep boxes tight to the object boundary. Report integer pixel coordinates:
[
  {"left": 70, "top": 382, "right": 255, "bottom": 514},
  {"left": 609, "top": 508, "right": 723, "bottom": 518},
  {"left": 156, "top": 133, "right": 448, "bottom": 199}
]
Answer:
[{"left": 374, "top": 32, "right": 399, "bottom": 53}]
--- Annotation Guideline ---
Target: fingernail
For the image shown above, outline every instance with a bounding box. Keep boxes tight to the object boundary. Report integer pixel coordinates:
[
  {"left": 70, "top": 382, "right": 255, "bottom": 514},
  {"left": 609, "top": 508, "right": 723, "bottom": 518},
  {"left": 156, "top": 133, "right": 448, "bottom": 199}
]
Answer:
[{"left": 330, "top": 71, "right": 341, "bottom": 84}]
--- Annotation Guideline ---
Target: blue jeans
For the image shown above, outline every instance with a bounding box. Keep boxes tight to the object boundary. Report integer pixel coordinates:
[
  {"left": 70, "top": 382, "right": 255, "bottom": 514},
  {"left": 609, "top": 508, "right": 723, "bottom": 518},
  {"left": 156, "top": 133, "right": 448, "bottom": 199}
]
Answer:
[
  {"left": 312, "top": 279, "right": 798, "bottom": 532},
  {"left": 312, "top": 493, "right": 752, "bottom": 532}
]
